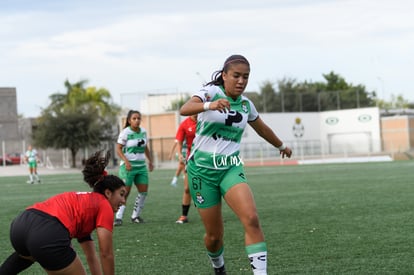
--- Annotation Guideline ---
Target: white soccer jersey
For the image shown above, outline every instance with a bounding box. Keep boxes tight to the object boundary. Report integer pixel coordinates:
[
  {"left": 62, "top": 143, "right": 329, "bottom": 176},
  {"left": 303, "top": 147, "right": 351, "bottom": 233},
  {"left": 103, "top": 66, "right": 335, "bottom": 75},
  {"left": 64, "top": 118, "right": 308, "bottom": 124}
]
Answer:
[
  {"left": 117, "top": 126, "right": 148, "bottom": 166},
  {"left": 25, "top": 149, "right": 37, "bottom": 164},
  {"left": 189, "top": 85, "right": 259, "bottom": 169}
]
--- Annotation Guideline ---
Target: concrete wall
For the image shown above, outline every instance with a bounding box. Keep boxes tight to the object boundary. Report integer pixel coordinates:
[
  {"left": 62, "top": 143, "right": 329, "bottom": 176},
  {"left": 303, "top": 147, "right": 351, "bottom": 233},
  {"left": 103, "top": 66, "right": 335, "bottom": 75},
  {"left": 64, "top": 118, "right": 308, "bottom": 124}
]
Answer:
[
  {"left": 0, "top": 88, "right": 18, "bottom": 141},
  {"left": 381, "top": 115, "right": 413, "bottom": 152}
]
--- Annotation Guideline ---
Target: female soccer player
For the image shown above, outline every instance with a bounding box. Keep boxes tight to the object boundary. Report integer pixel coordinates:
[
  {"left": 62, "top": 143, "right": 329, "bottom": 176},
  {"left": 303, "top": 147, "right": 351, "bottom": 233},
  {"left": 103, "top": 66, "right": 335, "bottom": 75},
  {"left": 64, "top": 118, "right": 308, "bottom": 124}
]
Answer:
[
  {"left": 25, "top": 145, "right": 41, "bottom": 184},
  {"left": 180, "top": 54, "right": 292, "bottom": 275},
  {"left": 170, "top": 114, "right": 197, "bottom": 224},
  {"left": 0, "top": 150, "right": 126, "bottom": 274},
  {"left": 114, "top": 110, "right": 154, "bottom": 225}
]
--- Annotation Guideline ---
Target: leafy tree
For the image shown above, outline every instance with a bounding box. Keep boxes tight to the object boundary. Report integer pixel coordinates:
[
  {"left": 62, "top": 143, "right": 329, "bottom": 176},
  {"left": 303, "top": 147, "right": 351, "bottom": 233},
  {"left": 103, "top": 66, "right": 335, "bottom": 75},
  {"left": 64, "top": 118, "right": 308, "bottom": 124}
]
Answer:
[
  {"left": 33, "top": 80, "right": 121, "bottom": 167},
  {"left": 275, "top": 78, "right": 323, "bottom": 112},
  {"left": 277, "top": 78, "right": 308, "bottom": 112},
  {"left": 171, "top": 72, "right": 387, "bottom": 113},
  {"left": 244, "top": 91, "right": 262, "bottom": 111},
  {"left": 260, "top": 81, "right": 279, "bottom": 112},
  {"left": 375, "top": 94, "right": 410, "bottom": 110},
  {"left": 320, "top": 72, "right": 376, "bottom": 110},
  {"left": 274, "top": 72, "right": 376, "bottom": 111},
  {"left": 297, "top": 81, "right": 321, "bottom": 111}
]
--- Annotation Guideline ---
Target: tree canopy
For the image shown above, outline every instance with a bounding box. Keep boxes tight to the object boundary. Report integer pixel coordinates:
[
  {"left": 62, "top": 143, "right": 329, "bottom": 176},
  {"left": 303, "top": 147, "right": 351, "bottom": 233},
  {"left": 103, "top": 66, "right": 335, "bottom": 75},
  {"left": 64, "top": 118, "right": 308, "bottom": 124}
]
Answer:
[
  {"left": 33, "top": 80, "right": 121, "bottom": 167},
  {"left": 250, "top": 72, "right": 378, "bottom": 112}
]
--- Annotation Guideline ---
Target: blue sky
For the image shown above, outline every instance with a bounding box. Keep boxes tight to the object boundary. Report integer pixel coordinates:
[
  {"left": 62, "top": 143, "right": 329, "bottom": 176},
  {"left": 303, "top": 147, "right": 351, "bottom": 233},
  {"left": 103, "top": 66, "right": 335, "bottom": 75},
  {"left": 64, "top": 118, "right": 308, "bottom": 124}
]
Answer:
[{"left": 1, "top": 0, "right": 413, "bottom": 117}]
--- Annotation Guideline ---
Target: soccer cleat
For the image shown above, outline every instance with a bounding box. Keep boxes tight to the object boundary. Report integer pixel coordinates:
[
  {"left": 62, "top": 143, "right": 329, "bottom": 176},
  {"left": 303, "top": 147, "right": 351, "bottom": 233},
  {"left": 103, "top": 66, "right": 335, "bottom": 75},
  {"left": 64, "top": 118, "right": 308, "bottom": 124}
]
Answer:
[
  {"left": 114, "top": 219, "right": 123, "bottom": 226},
  {"left": 27, "top": 180, "right": 34, "bottom": 184},
  {"left": 175, "top": 215, "right": 188, "bottom": 224},
  {"left": 131, "top": 216, "right": 145, "bottom": 223},
  {"left": 214, "top": 265, "right": 226, "bottom": 275}
]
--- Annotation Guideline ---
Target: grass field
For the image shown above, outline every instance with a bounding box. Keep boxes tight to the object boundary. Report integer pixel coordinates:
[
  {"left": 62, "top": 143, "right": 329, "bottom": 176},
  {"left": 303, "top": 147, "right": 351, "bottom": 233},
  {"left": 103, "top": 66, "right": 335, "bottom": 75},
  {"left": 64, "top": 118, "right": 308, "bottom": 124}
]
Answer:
[{"left": 0, "top": 161, "right": 413, "bottom": 274}]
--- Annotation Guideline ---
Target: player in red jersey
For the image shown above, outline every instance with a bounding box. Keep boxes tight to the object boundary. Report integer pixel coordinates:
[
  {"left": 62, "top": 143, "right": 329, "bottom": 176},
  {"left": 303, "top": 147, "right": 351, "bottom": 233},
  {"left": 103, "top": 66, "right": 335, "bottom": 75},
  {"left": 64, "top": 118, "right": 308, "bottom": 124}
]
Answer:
[
  {"left": 170, "top": 114, "right": 197, "bottom": 224},
  {"left": 0, "top": 151, "right": 126, "bottom": 275}
]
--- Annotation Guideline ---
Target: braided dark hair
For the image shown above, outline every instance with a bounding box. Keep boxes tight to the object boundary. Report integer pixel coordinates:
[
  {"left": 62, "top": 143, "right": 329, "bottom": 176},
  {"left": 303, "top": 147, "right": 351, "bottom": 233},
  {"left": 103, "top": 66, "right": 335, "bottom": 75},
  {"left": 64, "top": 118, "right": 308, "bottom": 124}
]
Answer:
[
  {"left": 204, "top": 54, "right": 250, "bottom": 87},
  {"left": 82, "top": 150, "right": 125, "bottom": 194}
]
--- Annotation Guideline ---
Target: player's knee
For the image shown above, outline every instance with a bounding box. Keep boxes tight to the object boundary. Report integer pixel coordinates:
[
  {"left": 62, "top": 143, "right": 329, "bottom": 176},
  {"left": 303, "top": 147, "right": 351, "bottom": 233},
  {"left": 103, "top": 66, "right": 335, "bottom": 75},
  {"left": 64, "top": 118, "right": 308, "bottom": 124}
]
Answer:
[
  {"left": 243, "top": 212, "right": 260, "bottom": 229},
  {"left": 204, "top": 234, "right": 222, "bottom": 248}
]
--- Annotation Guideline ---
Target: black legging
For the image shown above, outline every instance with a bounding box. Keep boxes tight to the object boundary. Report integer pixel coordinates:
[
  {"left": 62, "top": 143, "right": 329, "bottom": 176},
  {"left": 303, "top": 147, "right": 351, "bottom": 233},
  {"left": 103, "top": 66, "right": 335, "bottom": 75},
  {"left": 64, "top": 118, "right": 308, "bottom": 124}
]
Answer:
[{"left": 0, "top": 252, "right": 34, "bottom": 274}]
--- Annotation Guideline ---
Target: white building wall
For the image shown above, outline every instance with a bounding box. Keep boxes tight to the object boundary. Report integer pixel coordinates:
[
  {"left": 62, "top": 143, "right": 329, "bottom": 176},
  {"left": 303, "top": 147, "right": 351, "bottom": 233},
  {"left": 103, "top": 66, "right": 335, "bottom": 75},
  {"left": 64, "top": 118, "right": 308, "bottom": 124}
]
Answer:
[
  {"left": 242, "top": 107, "right": 381, "bottom": 156},
  {"left": 141, "top": 94, "right": 186, "bottom": 114},
  {"left": 244, "top": 112, "right": 320, "bottom": 143},
  {"left": 319, "top": 107, "right": 381, "bottom": 154}
]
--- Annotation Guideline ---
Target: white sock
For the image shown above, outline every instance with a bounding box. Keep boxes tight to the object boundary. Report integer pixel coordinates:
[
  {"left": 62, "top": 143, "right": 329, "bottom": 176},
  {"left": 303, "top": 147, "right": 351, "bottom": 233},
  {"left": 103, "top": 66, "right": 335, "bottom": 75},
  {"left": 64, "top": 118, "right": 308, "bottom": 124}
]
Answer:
[
  {"left": 29, "top": 174, "right": 33, "bottom": 182},
  {"left": 116, "top": 205, "right": 126, "bottom": 220},
  {"left": 249, "top": 251, "right": 267, "bottom": 275},
  {"left": 131, "top": 193, "right": 147, "bottom": 219},
  {"left": 207, "top": 247, "right": 224, "bottom": 269}
]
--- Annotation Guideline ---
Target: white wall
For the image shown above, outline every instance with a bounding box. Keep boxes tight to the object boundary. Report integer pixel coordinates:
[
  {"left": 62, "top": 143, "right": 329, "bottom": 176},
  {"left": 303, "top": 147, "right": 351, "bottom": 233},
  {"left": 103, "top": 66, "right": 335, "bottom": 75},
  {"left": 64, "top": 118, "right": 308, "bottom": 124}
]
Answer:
[
  {"left": 319, "top": 107, "right": 381, "bottom": 154},
  {"left": 243, "top": 107, "right": 381, "bottom": 155},
  {"left": 140, "top": 94, "right": 186, "bottom": 114},
  {"left": 244, "top": 112, "right": 321, "bottom": 143}
]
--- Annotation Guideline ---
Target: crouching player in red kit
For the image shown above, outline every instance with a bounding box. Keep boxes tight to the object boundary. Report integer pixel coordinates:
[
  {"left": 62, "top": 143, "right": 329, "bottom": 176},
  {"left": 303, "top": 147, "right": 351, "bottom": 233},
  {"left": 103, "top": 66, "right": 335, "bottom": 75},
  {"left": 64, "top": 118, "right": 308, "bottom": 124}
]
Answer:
[{"left": 0, "top": 151, "right": 127, "bottom": 275}]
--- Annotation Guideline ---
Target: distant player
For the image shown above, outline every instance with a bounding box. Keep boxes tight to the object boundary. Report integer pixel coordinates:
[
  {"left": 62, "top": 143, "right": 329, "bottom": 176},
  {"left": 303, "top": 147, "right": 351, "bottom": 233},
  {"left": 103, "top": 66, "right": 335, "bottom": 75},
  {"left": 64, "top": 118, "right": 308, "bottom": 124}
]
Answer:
[
  {"left": 25, "top": 145, "right": 40, "bottom": 184},
  {"left": 168, "top": 140, "right": 187, "bottom": 187},
  {"left": 114, "top": 110, "right": 154, "bottom": 226},
  {"left": 170, "top": 114, "right": 197, "bottom": 224}
]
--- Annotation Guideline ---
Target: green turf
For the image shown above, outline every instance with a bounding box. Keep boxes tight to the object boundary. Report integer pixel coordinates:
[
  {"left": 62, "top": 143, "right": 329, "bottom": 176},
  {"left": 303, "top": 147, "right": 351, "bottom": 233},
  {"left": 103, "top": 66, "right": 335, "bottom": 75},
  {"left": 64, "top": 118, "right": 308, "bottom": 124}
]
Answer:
[{"left": 0, "top": 161, "right": 413, "bottom": 274}]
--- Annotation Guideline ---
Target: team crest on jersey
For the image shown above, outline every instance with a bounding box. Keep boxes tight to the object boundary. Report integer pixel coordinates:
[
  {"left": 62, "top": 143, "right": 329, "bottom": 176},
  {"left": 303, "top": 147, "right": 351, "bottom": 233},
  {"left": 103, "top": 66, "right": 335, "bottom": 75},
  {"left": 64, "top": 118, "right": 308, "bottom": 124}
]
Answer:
[
  {"left": 136, "top": 138, "right": 145, "bottom": 147},
  {"left": 202, "top": 90, "right": 212, "bottom": 101},
  {"left": 196, "top": 192, "right": 205, "bottom": 204},
  {"left": 241, "top": 101, "right": 249, "bottom": 113}
]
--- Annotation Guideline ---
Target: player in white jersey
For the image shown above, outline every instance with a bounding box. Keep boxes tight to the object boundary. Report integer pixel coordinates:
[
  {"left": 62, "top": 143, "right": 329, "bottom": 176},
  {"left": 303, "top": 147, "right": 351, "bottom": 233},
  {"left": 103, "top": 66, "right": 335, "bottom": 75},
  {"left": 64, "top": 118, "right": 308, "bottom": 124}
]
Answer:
[
  {"left": 181, "top": 54, "right": 292, "bottom": 275},
  {"left": 25, "top": 145, "right": 40, "bottom": 184},
  {"left": 114, "top": 110, "right": 154, "bottom": 226}
]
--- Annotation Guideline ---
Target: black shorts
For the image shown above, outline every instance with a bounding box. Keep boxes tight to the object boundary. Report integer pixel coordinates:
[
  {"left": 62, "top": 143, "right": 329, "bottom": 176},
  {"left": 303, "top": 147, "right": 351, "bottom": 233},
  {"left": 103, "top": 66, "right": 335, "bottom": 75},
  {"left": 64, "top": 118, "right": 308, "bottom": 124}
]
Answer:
[{"left": 9, "top": 209, "right": 76, "bottom": 271}]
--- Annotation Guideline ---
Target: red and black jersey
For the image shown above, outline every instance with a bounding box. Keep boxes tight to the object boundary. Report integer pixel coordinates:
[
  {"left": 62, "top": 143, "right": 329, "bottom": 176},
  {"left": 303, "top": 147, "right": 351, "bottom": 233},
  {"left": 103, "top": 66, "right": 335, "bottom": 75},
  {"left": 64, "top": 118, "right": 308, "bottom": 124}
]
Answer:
[
  {"left": 175, "top": 117, "right": 197, "bottom": 158},
  {"left": 27, "top": 192, "right": 114, "bottom": 240}
]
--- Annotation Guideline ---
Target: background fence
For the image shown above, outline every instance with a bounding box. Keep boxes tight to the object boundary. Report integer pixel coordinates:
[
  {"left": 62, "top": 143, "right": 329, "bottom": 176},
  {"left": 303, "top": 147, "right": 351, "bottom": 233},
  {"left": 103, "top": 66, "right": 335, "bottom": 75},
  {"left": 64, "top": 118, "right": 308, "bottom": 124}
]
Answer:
[{"left": 2, "top": 134, "right": 411, "bottom": 170}]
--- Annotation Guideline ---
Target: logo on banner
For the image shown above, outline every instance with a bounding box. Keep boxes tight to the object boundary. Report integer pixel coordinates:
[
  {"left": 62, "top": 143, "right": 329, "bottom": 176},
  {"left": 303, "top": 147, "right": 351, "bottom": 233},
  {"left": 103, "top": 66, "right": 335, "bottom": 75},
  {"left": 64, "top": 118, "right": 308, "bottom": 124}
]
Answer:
[
  {"left": 325, "top": 117, "right": 339, "bottom": 125},
  {"left": 358, "top": 114, "right": 372, "bottom": 122}
]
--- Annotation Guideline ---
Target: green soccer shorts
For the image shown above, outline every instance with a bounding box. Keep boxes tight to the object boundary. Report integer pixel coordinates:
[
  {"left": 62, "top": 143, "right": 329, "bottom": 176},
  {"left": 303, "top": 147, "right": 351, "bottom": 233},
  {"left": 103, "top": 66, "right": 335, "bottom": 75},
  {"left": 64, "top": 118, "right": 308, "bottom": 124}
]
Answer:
[
  {"left": 186, "top": 159, "right": 247, "bottom": 208},
  {"left": 119, "top": 164, "right": 149, "bottom": 186}
]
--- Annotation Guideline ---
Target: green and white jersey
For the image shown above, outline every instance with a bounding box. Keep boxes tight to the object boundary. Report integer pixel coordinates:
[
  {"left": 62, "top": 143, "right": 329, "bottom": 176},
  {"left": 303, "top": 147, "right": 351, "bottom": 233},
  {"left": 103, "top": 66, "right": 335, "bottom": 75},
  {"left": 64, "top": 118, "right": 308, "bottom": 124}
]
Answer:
[
  {"left": 189, "top": 85, "right": 259, "bottom": 170},
  {"left": 25, "top": 149, "right": 37, "bottom": 164},
  {"left": 117, "top": 126, "right": 148, "bottom": 167}
]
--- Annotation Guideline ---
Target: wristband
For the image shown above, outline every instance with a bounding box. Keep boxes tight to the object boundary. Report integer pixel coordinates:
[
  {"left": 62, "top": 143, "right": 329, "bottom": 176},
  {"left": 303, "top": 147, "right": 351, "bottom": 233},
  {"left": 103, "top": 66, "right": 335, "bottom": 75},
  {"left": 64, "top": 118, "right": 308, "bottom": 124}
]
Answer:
[
  {"left": 203, "top": 102, "right": 211, "bottom": 111},
  {"left": 278, "top": 144, "right": 286, "bottom": 151}
]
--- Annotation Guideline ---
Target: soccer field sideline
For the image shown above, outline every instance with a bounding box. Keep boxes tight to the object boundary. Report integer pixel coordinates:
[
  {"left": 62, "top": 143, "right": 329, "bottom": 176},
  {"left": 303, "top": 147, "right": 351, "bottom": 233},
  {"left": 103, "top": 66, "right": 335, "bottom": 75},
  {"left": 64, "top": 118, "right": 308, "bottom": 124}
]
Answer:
[
  {"left": 0, "top": 154, "right": 393, "bottom": 177},
  {"left": 0, "top": 165, "right": 80, "bottom": 177}
]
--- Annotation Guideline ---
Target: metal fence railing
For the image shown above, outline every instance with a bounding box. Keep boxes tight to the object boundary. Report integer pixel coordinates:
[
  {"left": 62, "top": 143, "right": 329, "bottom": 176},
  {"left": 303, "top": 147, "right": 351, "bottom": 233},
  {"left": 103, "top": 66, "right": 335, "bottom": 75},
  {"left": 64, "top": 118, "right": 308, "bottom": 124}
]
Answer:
[{"left": 1, "top": 136, "right": 412, "bottom": 169}]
